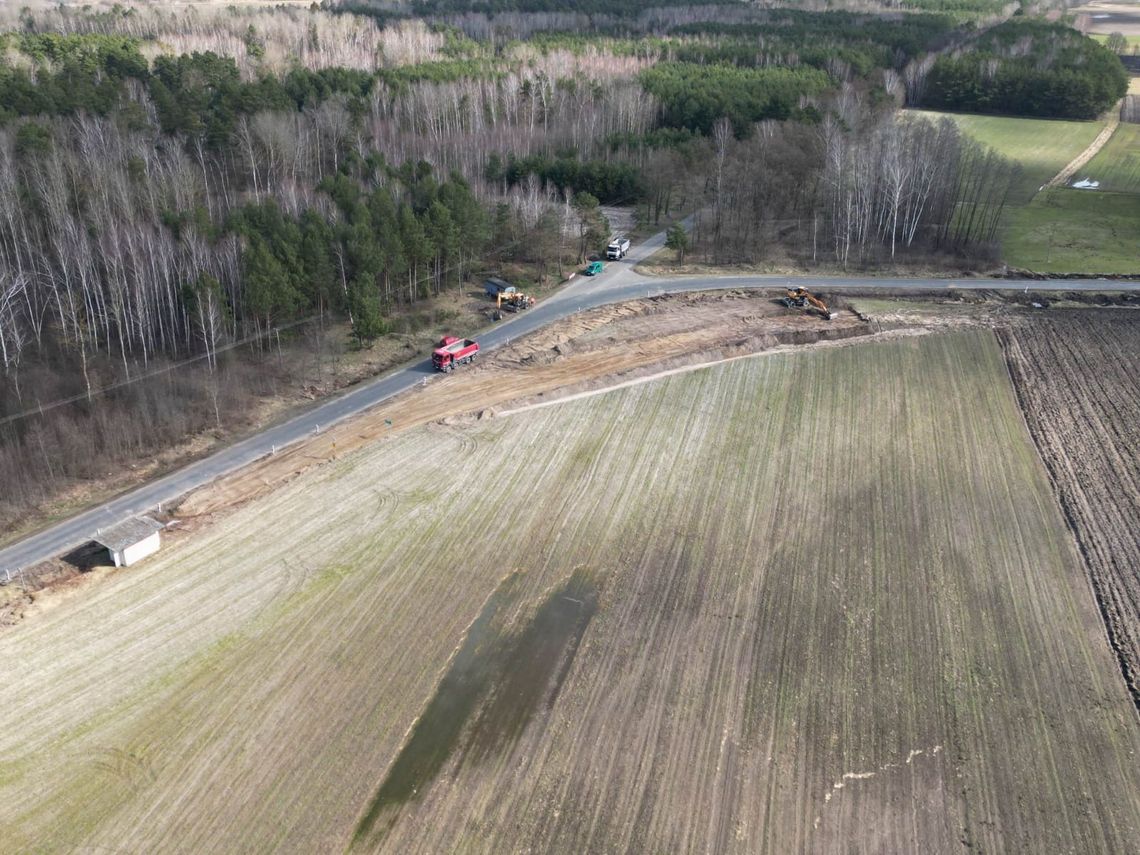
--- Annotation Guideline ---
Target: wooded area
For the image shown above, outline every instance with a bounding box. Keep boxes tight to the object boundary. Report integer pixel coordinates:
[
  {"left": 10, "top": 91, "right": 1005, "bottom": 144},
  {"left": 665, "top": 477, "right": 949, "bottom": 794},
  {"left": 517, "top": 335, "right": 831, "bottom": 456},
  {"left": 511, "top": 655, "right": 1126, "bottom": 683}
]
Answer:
[
  {"left": 0, "top": 1, "right": 1126, "bottom": 531},
  {"left": 687, "top": 108, "right": 1018, "bottom": 266},
  {"left": 920, "top": 19, "right": 1129, "bottom": 118}
]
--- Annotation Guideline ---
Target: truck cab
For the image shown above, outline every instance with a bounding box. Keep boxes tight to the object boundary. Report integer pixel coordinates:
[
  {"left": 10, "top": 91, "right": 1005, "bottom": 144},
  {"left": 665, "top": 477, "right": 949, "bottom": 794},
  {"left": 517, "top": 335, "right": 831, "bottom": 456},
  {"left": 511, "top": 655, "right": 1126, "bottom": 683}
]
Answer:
[
  {"left": 606, "top": 236, "right": 631, "bottom": 260},
  {"left": 432, "top": 336, "right": 479, "bottom": 371}
]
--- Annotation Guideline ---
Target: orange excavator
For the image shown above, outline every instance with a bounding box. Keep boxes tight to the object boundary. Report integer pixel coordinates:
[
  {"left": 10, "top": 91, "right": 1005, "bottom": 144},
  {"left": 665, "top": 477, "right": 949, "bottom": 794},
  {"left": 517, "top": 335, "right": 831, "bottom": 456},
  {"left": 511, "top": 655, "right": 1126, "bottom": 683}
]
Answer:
[
  {"left": 781, "top": 288, "right": 836, "bottom": 320},
  {"left": 491, "top": 289, "right": 534, "bottom": 321},
  {"left": 497, "top": 290, "right": 534, "bottom": 312}
]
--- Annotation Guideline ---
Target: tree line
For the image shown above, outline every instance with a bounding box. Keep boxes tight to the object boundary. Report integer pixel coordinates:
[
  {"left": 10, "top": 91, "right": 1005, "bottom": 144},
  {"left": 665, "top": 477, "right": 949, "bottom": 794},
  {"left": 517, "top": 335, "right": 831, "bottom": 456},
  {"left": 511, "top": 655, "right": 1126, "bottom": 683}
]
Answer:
[
  {"left": 670, "top": 11, "right": 958, "bottom": 78},
  {"left": 0, "top": 34, "right": 480, "bottom": 132},
  {"left": 405, "top": 0, "right": 742, "bottom": 17},
  {"left": 919, "top": 20, "right": 1128, "bottom": 119},
  {"left": 2, "top": 5, "right": 450, "bottom": 78},
  {"left": 692, "top": 107, "right": 1020, "bottom": 268},
  {"left": 488, "top": 152, "right": 644, "bottom": 204},
  {"left": 640, "top": 62, "right": 831, "bottom": 135}
]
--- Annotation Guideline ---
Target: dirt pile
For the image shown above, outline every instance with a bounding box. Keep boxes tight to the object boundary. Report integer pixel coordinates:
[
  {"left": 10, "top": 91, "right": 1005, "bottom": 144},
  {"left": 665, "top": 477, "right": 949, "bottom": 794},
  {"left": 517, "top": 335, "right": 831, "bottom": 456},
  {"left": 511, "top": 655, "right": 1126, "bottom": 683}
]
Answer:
[{"left": 175, "top": 292, "right": 879, "bottom": 519}]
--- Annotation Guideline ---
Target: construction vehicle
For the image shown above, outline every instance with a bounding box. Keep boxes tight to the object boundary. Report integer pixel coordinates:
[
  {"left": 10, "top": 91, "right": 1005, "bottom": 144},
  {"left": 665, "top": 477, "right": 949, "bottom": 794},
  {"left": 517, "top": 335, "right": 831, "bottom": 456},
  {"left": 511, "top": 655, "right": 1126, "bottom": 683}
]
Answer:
[
  {"left": 496, "top": 290, "right": 533, "bottom": 313},
  {"left": 606, "top": 236, "right": 631, "bottom": 260},
  {"left": 781, "top": 287, "right": 837, "bottom": 320},
  {"left": 432, "top": 336, "right": 479, "bottom": 371}
]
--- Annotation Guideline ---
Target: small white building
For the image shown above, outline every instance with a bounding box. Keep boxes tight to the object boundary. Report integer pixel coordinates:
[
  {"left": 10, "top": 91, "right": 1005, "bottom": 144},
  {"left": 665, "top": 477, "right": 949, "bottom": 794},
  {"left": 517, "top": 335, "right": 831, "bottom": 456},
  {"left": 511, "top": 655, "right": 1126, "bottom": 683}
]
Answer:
[{"left": 95, "top": 516, "right": 164, "bottom": 567}]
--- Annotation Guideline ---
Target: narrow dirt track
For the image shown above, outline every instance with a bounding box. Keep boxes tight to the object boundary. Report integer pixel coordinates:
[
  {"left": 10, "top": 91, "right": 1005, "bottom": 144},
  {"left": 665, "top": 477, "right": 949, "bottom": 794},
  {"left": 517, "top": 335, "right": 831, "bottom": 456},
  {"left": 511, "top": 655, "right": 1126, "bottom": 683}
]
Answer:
[
  {"left": 1044, "top": 108, "right": 1121, "bottom": 188},
  {"left": 175, "top": 293, "right": 874, "bottom": 518}
]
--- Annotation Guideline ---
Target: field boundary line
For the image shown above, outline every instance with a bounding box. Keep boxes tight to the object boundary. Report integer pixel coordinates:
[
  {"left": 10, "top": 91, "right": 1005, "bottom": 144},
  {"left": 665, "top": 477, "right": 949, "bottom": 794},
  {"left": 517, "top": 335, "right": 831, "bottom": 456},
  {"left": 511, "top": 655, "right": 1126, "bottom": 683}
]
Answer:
[
  {"left": 497, "top": 327, "right": 933, "bottom": 417},
  {"left": 1044, "top": 107, "right": 1121, "bottom": 189},
  {"left": 995, "top": 324, "right": 1140, "bottom": 718}
]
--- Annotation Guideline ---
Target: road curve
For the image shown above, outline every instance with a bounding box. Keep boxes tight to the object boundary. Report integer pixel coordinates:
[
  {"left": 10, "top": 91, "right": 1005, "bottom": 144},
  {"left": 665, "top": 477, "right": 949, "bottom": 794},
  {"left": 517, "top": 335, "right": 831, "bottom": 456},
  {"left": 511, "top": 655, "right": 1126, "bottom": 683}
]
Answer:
[{"left": 1, "top": 228, "right": 1136, "bottom": 574}]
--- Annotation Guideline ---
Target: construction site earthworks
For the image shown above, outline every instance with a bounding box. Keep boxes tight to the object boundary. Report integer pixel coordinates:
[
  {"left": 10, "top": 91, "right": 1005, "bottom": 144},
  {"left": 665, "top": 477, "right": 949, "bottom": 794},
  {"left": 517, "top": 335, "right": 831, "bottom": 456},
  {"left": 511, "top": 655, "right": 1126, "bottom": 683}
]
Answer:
[{"left": 2, "top": 288, "right": 1140, "bottom": 853}]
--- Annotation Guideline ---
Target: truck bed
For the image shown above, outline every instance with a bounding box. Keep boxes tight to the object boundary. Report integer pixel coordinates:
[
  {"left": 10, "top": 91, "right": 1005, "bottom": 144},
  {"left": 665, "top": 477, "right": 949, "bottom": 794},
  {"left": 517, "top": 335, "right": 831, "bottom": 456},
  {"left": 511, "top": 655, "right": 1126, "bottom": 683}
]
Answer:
[{"left": 442, "top": 339, "right": 475, "bottom": 353}]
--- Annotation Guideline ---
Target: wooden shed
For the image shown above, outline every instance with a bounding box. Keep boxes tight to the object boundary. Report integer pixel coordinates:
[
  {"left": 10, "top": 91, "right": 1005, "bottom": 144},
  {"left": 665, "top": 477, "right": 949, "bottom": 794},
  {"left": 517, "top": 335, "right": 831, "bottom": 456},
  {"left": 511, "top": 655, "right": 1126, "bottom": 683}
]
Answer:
[{"left": 95, "top": 516, "right": 164, "bottom": 567}]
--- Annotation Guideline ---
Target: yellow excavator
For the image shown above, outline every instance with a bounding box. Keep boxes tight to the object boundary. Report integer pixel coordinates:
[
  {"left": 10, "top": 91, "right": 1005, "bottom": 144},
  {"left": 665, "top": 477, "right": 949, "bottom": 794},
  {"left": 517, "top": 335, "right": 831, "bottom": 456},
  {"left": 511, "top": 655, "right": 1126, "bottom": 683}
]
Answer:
[
  {"left": 494, "top": 291, "right": 533, "bottom": 314},
  {"left": 491, "top": 289, "right": 535, "bottom": 321},
  {"left": 497, "top": 290, "right": 534, "bottom": 312},
  {"left": 781, "top": 287, "right": 837, "bottom": 320}
]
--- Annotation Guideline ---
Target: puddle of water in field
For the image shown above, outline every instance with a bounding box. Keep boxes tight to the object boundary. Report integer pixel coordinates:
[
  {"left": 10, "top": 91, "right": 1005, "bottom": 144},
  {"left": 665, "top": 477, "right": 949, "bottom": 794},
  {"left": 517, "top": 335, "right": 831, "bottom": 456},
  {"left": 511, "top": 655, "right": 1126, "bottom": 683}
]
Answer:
[{"left": 353, "top": 568, "right": 599, "bottom": 845}]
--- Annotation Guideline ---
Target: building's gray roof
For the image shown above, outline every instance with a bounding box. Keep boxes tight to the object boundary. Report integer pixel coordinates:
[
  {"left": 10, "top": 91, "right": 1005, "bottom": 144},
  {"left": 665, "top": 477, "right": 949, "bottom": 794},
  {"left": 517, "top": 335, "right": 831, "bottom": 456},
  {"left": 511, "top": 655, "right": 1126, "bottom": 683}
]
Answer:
[{"left": 94, "top": 516, "right": 164, "bottom": 552}]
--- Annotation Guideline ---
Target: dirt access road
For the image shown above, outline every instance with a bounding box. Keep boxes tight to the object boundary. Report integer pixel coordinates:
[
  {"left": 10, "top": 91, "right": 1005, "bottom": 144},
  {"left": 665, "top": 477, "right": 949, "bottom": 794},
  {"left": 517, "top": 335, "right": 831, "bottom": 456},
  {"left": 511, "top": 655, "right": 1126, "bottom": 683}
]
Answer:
[
  {"left": 2, "top": 290, "right": 901, "bottom": 623},
  {"left": 1045, "top": 109, "right": 1122, "bottom": 189},
  {"left": 0, "top": 214, "right": 1135, "bottom": 577},
  {"left": 173, "top": 291, "right": 880, "bottom": 519}
]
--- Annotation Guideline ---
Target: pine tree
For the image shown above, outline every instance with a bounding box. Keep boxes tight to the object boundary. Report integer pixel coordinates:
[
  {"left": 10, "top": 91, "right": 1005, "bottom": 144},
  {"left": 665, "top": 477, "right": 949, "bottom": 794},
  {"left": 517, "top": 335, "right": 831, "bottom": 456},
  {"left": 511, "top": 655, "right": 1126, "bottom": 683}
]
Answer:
[
  {"left": 572, "top": 192, "right": 608, "bottom": 261},
  {"left": 666, "top": 223, "right": 690, "bottom": 263},
  {"left": 348, "top": 276, "right": 385, "bottom": 347},
  {"left": 399, "top": 204, "right": 433, "bottom": 302},
  {"left": 425, "top": 201, "right": 459, "bottom": 294},
  {"left": 299, "top": 211, "right": 338, "bottom": 316},
  {"left": 242, "top": 238, "right": 297, "bottom": 340}
]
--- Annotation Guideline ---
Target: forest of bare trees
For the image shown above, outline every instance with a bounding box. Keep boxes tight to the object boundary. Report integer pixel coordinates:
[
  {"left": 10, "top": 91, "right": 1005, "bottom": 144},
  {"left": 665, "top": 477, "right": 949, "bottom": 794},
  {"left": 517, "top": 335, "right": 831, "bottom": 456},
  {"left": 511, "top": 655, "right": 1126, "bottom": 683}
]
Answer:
[
  {"left": 0, "top": 12, "right": 665, "bottom": 528},
  {"left": 694, "top": 106, "right": 1018, "bottom": 266},
  {"left": 0, "top": 5, "right": 445, "bottom": 77},
  {"left": 0, "top": 0, "right": 1099, "bottom": 534}
]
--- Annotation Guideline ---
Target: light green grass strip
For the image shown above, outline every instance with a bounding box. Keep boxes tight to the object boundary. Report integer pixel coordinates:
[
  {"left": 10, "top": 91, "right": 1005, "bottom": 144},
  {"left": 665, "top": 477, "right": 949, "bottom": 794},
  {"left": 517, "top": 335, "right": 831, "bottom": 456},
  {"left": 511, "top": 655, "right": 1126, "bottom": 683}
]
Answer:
[{"left": 907, "top": 110, "right": 1107, "bottom": 201}]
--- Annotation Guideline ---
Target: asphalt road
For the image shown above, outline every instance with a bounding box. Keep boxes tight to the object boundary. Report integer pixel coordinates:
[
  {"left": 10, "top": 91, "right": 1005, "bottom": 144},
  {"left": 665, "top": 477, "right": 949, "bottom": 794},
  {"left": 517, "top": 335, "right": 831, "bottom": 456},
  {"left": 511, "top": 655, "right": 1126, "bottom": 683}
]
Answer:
[{"left": 1, "top": 227, "right": 1136, "bottom": 575}]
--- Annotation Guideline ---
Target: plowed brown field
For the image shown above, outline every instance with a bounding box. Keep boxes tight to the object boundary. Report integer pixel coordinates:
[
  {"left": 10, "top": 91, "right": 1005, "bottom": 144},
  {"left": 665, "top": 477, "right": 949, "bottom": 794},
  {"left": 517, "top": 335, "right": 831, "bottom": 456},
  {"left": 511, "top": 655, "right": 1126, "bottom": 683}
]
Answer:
[
  {"left": 999, "top": 311, "right": 1140, "bottom": 709},
  {"left": 2, "top": 327, "right": 1138, "bottom": 853}
]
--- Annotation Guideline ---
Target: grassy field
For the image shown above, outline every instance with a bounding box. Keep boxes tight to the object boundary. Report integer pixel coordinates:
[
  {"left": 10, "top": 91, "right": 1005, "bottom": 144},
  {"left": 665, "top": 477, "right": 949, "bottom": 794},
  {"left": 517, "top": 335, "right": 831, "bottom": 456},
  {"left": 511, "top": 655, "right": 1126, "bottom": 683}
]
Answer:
[
  {"left": 1090, "top": 32, "right": 1140, "bottom": 47},
  {"left": 1, "top": 330, "right": 1139, "bottom": 852},
  {"left": 910, "top": 109, "right": 1140, "bottom": 271},
  {"left": 1080, "top": 121, "right": 1140, "bottom": 192},
  {"left": 1002, "top": 189, "right": 1140, "bottom": 273},
  {"left": 908, "top": 110, "right": 1107, "bottom": 201}
]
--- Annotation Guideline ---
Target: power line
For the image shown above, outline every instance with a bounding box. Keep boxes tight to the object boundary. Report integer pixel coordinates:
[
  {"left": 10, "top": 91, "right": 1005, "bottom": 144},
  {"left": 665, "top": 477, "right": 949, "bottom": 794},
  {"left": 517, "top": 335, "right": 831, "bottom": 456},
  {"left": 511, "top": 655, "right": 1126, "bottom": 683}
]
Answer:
[
  {"left": 0, "top": 312, "right": 316, "bottom": 428},
  {"left": 0, "top": 183, "right": 648, "bottom": 428}
]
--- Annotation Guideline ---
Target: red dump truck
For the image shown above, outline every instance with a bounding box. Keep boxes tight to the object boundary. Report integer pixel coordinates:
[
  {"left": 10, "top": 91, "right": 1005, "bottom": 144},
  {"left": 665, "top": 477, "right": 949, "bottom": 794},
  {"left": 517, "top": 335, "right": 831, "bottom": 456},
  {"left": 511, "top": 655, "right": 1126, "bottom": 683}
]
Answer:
[{"left": 432, "top": 335, "right": 479, "bottom": 371}]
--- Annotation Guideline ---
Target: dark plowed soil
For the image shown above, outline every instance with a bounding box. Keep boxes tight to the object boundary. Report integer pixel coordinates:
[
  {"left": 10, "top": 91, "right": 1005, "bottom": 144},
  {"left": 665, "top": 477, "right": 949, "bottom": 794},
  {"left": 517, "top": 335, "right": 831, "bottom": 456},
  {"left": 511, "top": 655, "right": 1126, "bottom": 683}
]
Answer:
[{"left": 999, "top": 311, "right": 1140, "bottom": 711}]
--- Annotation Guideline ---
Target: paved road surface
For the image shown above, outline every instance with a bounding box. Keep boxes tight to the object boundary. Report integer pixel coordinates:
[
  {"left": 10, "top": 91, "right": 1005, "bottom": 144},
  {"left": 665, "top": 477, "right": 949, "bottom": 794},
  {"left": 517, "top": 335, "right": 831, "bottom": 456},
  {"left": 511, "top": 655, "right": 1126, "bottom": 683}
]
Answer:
[{"left": 1, "top": 227, "right": 1136, "bottom": 574}]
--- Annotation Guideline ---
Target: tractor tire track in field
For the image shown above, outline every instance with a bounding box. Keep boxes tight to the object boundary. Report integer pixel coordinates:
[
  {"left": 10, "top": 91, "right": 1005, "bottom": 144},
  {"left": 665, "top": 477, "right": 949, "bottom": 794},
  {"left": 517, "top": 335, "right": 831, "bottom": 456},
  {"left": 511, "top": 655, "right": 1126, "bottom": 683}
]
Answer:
[
  {"left": 998, "top": 312, "right": 1140, "bottom": 713},
  {"left": 3, "top": 322, "right": 1139, "bottom": 852},
  {"left": 361, "top": 329, "right": 1140, "bottom": 853}
]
